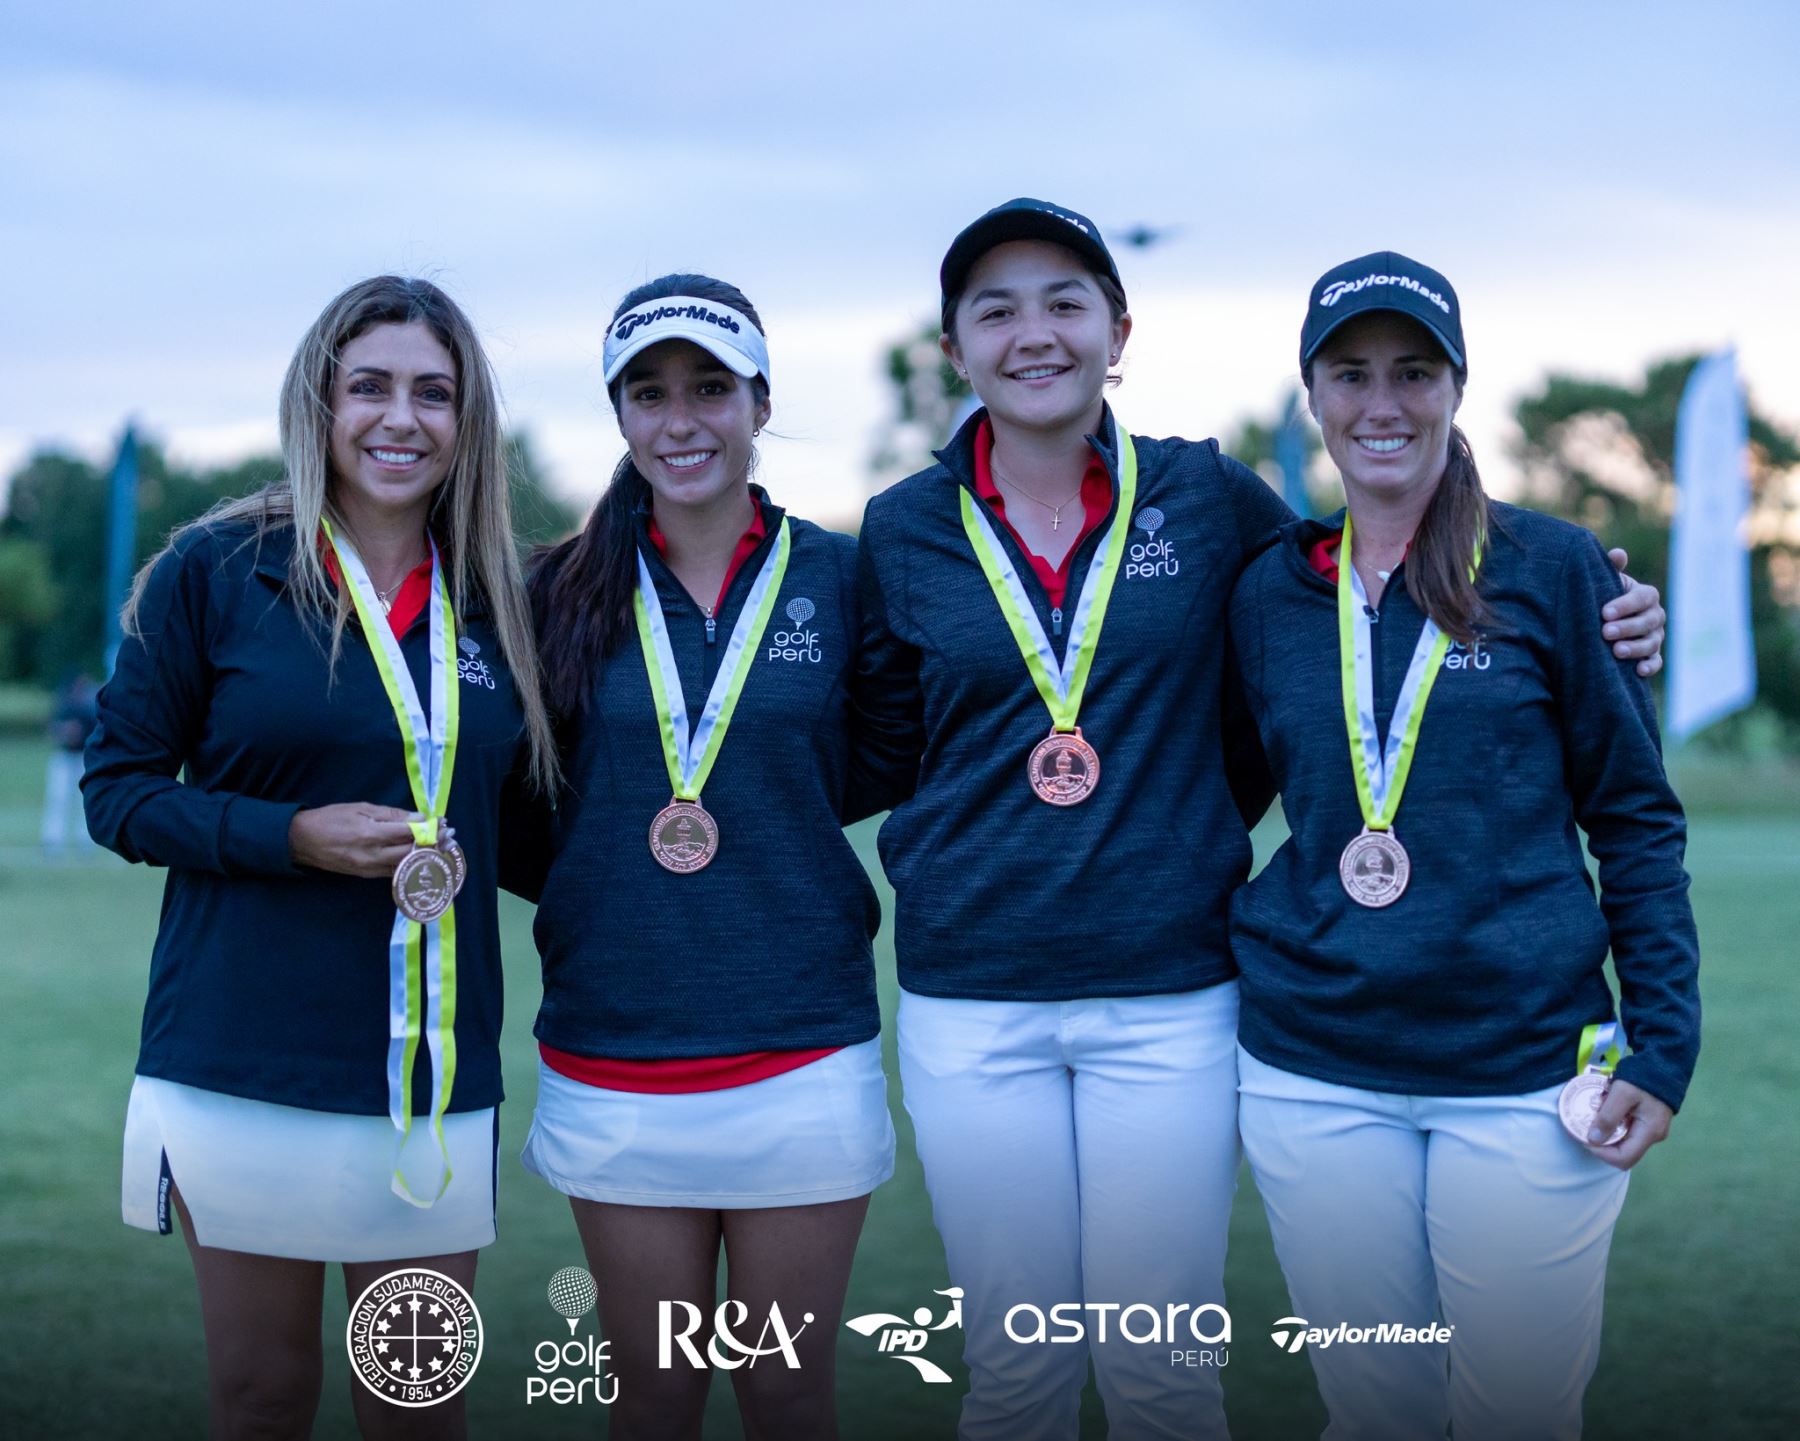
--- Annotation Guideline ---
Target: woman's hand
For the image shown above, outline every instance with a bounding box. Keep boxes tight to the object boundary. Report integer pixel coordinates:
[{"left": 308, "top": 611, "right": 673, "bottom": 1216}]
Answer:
[
  {"left": 1603, "top": 548, "right": 1666, "bottom": 678},
  {"left": 288, "top": 804, "right": 422, "bottom": 878},
  {"left": 1585, "top": 1078, "right": 1674, "bottom": 1171}
]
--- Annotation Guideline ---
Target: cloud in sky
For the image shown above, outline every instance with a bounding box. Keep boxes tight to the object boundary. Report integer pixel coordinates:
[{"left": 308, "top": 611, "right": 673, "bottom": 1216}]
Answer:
[{"left": 3, "top": 1, "right": 1796, "bottom": 526}]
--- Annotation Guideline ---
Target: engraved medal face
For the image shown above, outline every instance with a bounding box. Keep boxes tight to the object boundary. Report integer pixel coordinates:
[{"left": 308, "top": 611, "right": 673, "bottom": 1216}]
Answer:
[
  {"left": 1558, "top": 1071, "right": 1628, "bottom": 1147},
  {"left": 648, "top": 801, "right": 719, "bottom": 874},
  {"left": 1028, "top": 729, "right": 1100, "bottom": 807},
  {"left": 393, "top": 846, "right": 457, "bottom": 923},
  {"left": 1338, "top": 828, "right": 1411, "bottom": 908},
  {"left": 437, "top": 835, "right": 467, "bottom": 898}
]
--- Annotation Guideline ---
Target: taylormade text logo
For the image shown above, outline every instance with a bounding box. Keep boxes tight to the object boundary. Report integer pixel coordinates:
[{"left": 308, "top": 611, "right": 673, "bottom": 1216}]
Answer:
[
  {"left": 1318, "top": 273, "right": 1452, "bottom": 315},
  {"left": 613, "top": 304, "right": 743, "bottom": 344},
  {"left": 1269, "top": 1316, "right": 1454, "bottom": 1353}
]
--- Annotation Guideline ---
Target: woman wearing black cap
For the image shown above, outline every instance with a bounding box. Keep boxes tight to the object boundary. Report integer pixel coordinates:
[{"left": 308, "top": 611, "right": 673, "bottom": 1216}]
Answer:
[
  {"left": 521, "top": 274, "right": 900, "bottom": 1440},
  {"left": 1227, "top": 254, "right": 1700, "bottom": 1437},
  {"left": 854, "top": 205, "right": 1669, "bottom": 1441}
]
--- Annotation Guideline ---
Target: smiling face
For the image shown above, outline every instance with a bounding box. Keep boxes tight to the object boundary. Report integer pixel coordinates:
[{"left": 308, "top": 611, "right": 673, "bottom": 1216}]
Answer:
[
  {"left": 327, "top": 321, "right": 458, "bottom": 529},
  {"left": 1307, "top": 311, "right": 1463, "bottom": 505},
  {"left": 944, "top": 240, "right": 1129, "bottom": 441},
  {"left": 615, "top": 339, "right": 771, "bottom": 513}
]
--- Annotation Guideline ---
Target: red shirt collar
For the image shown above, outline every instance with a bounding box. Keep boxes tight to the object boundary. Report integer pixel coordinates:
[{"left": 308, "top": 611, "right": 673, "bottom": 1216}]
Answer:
[
  {"left": 971, "top": 418, "right": 1112, "bottom": 610},
  {"left": 646, "top": 494, "right": 767, "bottom": 615},
  {"left": 1307, "top": 528, "right": 1411, "bottom": 585},
  {"left": 320, "top": 534, "right": 436, "bottom": 637}
]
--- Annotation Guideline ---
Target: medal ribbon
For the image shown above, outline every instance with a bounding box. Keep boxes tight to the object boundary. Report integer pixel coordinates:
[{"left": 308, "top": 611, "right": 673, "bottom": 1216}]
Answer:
[
  {"left": 1336, "top": 511, "right": 1458, "bottom": 833},
  {"left": 957, "top": 419, "right": 1138, "bottom": 732},
  {"left": 1576, "top": 1020, "right": 1623, "bottom": 1075},
  {"left": 633, "top": 517, "right": 792, "bottom": 801},
  {"left": 323, "top": 520, "right": 460, "bottom": 1208}
]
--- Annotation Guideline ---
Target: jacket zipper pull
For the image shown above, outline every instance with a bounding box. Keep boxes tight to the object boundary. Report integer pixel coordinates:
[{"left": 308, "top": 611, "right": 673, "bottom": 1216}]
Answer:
[
  {"left": 704, "top": 608, "right": 717, "bottom": 645},
  {"left": 1052, "top": 606, "right": 1064, "bottom": 637},
  {"left": 1364, "top": 604, "right": 1379, "bottom": 624}
]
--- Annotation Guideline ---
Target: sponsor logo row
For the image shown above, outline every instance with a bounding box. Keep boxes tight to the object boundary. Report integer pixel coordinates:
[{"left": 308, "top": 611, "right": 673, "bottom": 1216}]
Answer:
[{"left": 346, "top": 1268, "right": 1453, "bottom": 1408}]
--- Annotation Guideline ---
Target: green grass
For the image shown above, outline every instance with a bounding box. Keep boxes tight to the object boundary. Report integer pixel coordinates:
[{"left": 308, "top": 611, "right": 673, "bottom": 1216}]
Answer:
[{"left": 0, "top": 734, "right": 1793, "bottom": 1439}]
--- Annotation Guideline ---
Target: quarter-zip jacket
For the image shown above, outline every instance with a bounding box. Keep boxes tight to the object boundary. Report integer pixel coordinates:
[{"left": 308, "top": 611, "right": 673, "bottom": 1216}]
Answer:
[
  {"left": 1227, "top": 505, "right": 1700, "bottom": 1110},
  {"left": 530, "top": 500, "right": 883, "bottom": 1058},
  {"left": 855, "top": 407, "right": 1293, "bottom": 1000},
  {"left": 83, "top": 521, "right": 530, "bottom": 1115}
]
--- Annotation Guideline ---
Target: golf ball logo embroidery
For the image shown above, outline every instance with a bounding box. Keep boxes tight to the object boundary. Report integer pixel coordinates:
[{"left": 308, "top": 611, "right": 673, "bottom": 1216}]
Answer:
[{"left": 347, "top": 1268, "right": 484, "bottom": 1407}]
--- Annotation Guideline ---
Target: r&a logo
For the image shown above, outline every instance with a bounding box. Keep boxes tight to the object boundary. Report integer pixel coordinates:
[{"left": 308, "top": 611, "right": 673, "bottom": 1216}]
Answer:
[
  {"left": 659, "top": 1300, "right": 812, "bottom": 1370},
  {"left": 844, "top": 1286, "right": 962, "bottom": 1384}
]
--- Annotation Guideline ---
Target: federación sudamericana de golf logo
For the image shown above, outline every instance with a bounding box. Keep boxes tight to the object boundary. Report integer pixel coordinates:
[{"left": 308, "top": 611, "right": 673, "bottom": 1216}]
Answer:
[{"left": 346, "top": 1268, "right": 483, "bottom": 1407}]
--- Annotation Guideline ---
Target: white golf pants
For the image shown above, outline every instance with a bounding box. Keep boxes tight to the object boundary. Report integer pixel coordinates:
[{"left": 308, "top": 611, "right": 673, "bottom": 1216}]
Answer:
[
  {"left": 898, "top": 984, "right": 1242, "bottom": 1441},
  {"left": 1238, "top": 1047, "right": 1630, "bottom": 1441}
]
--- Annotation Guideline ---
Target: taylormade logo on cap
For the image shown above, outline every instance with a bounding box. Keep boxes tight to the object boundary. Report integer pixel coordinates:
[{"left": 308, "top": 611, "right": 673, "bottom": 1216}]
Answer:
[
  {"left": 612, "top": 303, "right": 743, "bottom": 344},
  {"left": 1319, "top": 272, "right": 1452, "bottom": 315}
]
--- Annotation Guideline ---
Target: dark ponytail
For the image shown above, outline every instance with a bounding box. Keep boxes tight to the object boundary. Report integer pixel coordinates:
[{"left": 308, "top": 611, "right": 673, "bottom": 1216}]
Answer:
[
  {"left": 529, "top": 273, "right": 769, "bottom": 720},
  {"left": 1404, "top": 422, "right": 1492, "bottom": 646}
]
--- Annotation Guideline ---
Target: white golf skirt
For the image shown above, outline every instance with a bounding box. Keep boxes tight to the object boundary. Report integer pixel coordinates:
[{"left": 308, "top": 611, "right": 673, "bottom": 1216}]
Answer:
[
  {"left": 521, "top": 1039, "right": 895, "bottom": 1208},
  {"left": 123, "top": 1075, "right": 499, "bottom": 1262}
]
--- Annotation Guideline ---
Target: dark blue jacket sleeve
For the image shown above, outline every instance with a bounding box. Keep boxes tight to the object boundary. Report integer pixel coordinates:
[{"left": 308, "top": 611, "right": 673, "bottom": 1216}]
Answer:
[
  {"left": 843, "top": 522, "right": 925, "bottom": 824},
  {"left": 497, "top": 740, "right": 555, "bottom": 903},
  {"left": 1554, "top": 534, "right": 1701, "bottom": 1112},
  {"left": 82, "top": 538, "right": 302, "bottom": 876}
]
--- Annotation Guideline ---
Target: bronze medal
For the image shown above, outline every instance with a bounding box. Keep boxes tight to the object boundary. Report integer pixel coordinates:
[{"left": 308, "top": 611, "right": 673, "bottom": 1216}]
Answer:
[
  {"left": 649, "top": 799, "right": 719, "bottom": 874},
  {"left": 438, "top": 833, "right": 467, "bottom": 897},
  {"left": 1339, "top": 826, "right": 1410, "bottom": 908},
  {"left": 1028, "top": 727, "right": 1100, "bottom": 806},
  {"left": 1558, "top": 1071, "right": 1628, "bottom": 1147},
  {"left": 393, "top": 845, "right": 457, "bottom": 924}
]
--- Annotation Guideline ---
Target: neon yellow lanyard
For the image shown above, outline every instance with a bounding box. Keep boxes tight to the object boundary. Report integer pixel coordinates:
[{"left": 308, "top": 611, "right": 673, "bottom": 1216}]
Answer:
[
  {"left": 324, "top": 519, "right": 460, "bottom": 1208},
  {"left": 957, "top": 422, "right": 1137, "bottom": 732}
]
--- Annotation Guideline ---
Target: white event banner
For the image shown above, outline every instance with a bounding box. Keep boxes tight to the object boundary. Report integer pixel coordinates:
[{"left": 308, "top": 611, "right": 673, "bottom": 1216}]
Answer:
[{"left": 1667, "top": 348, "right": 1756, "bottom": 739}]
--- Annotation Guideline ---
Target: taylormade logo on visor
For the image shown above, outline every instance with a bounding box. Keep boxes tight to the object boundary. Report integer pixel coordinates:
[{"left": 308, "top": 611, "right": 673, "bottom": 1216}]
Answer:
[
  {"left": 612, "top": 304, "right": 744, "bottom": 344},
  {"left": 1318, "top": 273, "right": 1452, "bottom": 315}
]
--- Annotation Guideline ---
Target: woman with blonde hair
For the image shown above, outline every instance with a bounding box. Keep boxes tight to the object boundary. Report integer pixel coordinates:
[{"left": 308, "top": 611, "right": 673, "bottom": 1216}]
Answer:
[{"left": 85, "top": 275, "right": 553, "bottom": 1438}]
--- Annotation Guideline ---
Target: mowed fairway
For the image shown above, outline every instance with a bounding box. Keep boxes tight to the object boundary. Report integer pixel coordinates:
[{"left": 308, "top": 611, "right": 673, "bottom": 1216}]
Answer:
[{"left": 1, "top": 732, "right": 1794, "bottom": 1440}]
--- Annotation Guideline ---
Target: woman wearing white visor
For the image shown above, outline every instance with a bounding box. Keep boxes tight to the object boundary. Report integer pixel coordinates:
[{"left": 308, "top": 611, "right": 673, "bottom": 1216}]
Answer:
[{"left": 517, "top": 274, "right": 905, "bottom": 1441}]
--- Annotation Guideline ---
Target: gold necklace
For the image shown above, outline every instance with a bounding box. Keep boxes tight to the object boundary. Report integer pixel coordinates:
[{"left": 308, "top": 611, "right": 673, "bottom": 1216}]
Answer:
[{"left": 991, "top": 457, "right": 1083, "bottom": 531}]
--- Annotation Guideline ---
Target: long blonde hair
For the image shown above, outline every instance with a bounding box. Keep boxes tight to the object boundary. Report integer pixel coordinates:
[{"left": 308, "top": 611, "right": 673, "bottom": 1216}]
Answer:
[{"left": 125, "top": 275, "right": 558, "bottom": 791}]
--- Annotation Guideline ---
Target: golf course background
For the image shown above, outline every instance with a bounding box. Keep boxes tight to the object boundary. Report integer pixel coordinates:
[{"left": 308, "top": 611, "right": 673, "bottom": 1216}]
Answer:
[{"left": 2, "top": 710, "right": 1795, "bottom": 1439}]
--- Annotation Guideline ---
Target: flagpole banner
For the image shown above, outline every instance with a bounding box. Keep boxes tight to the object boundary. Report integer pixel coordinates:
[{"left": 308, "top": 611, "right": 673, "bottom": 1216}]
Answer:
[{"left": 1668, "top": 348, "right": 1756, "bottom": 738}]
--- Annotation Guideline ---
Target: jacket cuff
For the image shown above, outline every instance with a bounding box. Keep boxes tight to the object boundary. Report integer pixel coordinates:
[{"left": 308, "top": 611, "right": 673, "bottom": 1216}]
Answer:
[
  {"left": 1614, "top": 1053, "right": 1689, "bottom": 1115},
  {"left": 220, "top": 796, "right": 303, "bottom": 876}
]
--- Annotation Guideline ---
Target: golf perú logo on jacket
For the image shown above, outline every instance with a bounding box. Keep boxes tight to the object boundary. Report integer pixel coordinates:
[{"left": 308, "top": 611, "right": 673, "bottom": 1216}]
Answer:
[
  {"left": 457, "top": 636, "right": 496, "bottom": 689},
  {"left": 768, "top": 597, "right": 822, "bottom": 663},
  {"left": 1126, "top": 507, "right": 1178, "bottom": 580}
]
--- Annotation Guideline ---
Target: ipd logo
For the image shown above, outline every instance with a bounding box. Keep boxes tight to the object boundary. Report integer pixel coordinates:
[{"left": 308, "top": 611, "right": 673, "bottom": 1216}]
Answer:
[{"left": 844, "top": 1287, "right": 962, "bottom": 1384}]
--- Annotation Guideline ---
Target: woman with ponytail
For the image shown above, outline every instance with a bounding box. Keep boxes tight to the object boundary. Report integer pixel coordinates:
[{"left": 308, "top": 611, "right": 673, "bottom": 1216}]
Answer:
[
  {"left": 84, "top": 276, "right": 555, "bottom": 1438},
  {"left": 520, "top": 275, "right": 898, "bottom": 1441},
  {"left": 1227, "top": 253, "right": 1700, "bottom": 1437}
]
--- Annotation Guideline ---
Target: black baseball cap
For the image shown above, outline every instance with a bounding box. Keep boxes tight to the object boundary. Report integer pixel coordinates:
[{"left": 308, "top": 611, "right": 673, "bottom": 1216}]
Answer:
[
  {"left": 1299, "top": 251, "right": 1465, "bottom": 373},
  {"left": 939, "top": 198, "right": 1125, "bottom": 313}
]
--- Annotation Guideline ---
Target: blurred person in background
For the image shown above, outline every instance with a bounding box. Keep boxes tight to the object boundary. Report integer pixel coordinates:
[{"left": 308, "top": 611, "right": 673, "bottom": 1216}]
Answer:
[
  {"left": 41, "top": 668, "right": 99, "bottom": 856},
  {"left": 83, "top": 275, "right": 555, "bottom": 1440}
]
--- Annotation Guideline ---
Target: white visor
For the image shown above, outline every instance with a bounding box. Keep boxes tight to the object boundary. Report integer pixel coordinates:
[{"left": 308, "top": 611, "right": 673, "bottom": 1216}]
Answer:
[{"left": 602, "top": 296, "right": 770, "bottom": 387}]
